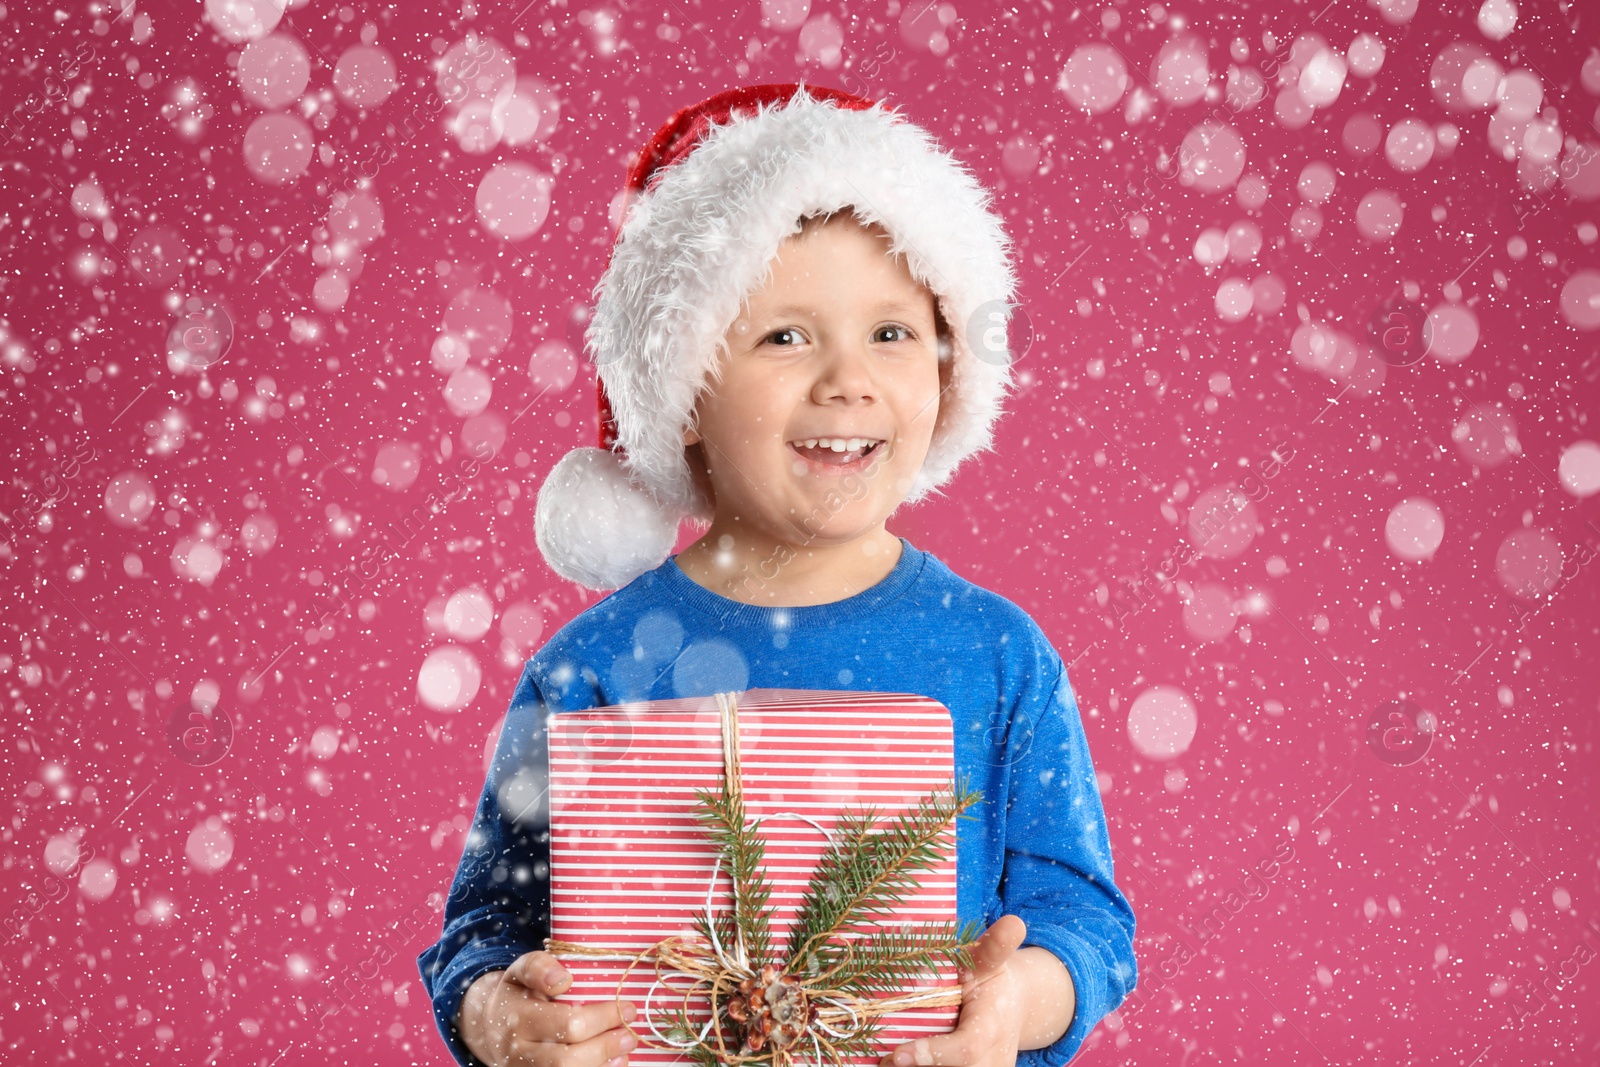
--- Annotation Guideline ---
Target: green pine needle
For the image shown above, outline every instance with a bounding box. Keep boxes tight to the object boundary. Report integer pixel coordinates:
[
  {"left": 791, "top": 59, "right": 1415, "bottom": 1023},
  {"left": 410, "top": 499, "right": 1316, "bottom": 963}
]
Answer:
[
  {"left": 680, "top": 765, "right": 986, "bottom": 1064},
  {"left": 821, "top": 1014, "right": 888, "bottom": 1064},
  {"left": 813, "top": 919, "right": 984, "bottom": 996},
  {"left": 691, "top": 785, "right": 774, "bottom": 965},
  {"left": 787, "top": 774, "right": 983, "bottom": 971}
]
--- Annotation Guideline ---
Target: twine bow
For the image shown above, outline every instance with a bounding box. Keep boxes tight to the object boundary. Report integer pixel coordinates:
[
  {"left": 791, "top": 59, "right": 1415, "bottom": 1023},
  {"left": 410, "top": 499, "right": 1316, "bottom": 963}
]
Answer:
[{"left": 544, "top": 691, "right": 974, "bottom": 1066}]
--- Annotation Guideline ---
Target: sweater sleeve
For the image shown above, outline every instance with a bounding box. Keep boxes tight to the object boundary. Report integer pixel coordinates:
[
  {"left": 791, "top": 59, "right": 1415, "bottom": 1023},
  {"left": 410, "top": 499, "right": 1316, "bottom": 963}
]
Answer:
[
  {"left": 1003, "top": 663, "right": 1138, "bottom": 1066},
  {"left": 416, "top": 662, "right": 553, "bottom": 1067}
]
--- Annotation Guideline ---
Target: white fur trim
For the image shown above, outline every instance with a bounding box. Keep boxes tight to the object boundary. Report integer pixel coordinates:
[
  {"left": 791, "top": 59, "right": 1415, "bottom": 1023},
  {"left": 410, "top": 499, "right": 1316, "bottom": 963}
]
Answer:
[
  {"left": 587, "top": 86, "right": 1019, "bottom": 520},
  {"left": 534, "top": 447, "right": 680, "bottom": 590}
]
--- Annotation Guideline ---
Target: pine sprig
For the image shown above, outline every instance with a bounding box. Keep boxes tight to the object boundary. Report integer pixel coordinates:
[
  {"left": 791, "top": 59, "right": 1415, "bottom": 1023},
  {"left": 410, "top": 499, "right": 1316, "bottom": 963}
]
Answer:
[
  {"left": 664, "top": 1013, "right": 706, "bottom": 1062},
  {"left": 679, "top": 762, "right": 984, "bottom": 1064},
  {"left": 689, "top": 904, "right": 741, "bottom": 981},
  {"left": 820, "top": 1014, "right": 888, "bottom": 1066},
  {"left": 787, "top": 775, "right": 983, "bottom": 970},
  {"left": 787, "top": 803, "right": 878, "bottom": 973},
  {"left": 812, "top": 919, "right": 985, "bottom": 995},
  {"left": 690, "top": 785, "right": 774, "bottom": 966}
]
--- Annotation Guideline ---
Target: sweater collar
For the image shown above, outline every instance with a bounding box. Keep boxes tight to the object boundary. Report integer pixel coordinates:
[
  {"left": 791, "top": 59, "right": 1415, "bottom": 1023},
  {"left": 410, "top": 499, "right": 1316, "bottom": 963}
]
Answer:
[{"left": 651, "top": 537, "right": 926, "bottom": 628}]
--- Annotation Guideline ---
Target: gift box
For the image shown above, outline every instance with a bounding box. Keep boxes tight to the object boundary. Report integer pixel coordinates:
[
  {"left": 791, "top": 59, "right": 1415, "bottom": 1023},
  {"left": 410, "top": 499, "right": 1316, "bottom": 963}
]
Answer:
[{"left": 546, "top": 688, "right": 977, "bottom": 1065}]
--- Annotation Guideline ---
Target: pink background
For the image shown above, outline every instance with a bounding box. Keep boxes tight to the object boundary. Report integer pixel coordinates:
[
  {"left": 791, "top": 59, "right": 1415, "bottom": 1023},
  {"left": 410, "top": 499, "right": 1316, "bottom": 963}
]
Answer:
[{"left": 3, "top": 0, "right": 1597, "bottom": 1064}]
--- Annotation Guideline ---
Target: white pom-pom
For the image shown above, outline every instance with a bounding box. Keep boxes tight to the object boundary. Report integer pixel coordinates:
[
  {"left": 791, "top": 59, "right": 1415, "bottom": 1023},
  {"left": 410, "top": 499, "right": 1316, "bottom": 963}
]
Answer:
[{"left": 534, "top": 448, "right": 680, "bottom": 591}]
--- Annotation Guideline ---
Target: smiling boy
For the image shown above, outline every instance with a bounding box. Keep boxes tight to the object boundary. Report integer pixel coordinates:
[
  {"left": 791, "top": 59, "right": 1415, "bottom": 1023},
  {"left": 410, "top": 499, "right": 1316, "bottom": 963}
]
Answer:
[
  {"left": 419, "top": 84, "right": 1137, "bottom": 1067},
  {"left": 671, "top": 208, "right": 942, "bottom": 605}
]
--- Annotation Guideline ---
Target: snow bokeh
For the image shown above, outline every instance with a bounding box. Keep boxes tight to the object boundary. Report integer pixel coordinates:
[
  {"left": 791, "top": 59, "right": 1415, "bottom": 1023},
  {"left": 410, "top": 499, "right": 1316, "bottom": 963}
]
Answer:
[{"left": 1, "top": 1, "right": 1596, "bottom": 1065}]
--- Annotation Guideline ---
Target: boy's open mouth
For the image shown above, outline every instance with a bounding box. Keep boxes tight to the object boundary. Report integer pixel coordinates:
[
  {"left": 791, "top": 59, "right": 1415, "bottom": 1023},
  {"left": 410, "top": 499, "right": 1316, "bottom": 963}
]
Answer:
[{"left": 786, "top": 436, "right": 886, "bottom": 467}]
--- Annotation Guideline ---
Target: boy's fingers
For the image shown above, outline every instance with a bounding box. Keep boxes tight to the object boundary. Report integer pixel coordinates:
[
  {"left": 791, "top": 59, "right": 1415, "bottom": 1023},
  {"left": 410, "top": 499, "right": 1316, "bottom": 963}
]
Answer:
[
  {"left": 505, "top": 995, "right": 640, "bottom": 1048},
  {"left": 525, "top": 998, "right": 639, "bottom": 1044},
  {"left": 505, "top": 950, "right": 573, "bottom": 997},
  {"left": 509, "top": 1018, "right": 640, "bottom": 1067},
  {"left": 477, "top": 978, "right": 541, "bottom": 1036},
  {"left": 962, "top": 914, "right": 1027, "bottom": 983},
  {"left": 879, "top": 1032, "right": 983, "bottom": 1066}
]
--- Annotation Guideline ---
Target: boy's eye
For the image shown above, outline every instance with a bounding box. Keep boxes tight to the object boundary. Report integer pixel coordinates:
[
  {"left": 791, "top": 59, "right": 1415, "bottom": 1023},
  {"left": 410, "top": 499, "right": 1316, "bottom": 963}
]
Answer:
[{"left": 761, "top": 324, "right": 915, "bottom": 346}]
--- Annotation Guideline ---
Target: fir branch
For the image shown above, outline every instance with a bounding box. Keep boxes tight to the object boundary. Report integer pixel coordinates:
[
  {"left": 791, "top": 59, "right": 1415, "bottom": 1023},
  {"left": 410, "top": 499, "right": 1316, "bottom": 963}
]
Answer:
[
  {"left": 815, "top": 920, "right": 982, "bottom": 997},
  {"left": 690, "top": 907, "right": 742, "bottom": 980},
  {"left": 785, "top": 803, "right": 881, "bottom": 972},
  {"left": 822, "top": 1013, "right": 887, "bottom": 1066},
  {"left": 662, "top": 996, "right": 719, "bottom": 1065},
  {"left": 690, "top": 785, "right": 774, "bottom": 967},
  {"left": 787, "top": 777, "right": 983, "bottom": 968},
  {"left": 682, "top": 1030, "right": 722, "bottom": 1067}
]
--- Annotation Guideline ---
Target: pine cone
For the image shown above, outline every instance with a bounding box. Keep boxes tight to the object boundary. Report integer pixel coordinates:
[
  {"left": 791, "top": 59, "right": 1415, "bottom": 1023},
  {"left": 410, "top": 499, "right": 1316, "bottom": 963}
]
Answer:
[
  {"left": 764, "top": 973, "right": 810, "bottom": 1050},
  {"left": 726, "top": 963, "right": 813, "bottom": 1055}
]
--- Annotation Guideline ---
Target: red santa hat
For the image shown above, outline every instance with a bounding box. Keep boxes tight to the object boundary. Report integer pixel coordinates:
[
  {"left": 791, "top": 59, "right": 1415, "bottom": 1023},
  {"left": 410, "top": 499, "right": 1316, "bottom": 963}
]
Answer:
[{"left": 534, "top": 82, "right": 1019, "bottom": 591}]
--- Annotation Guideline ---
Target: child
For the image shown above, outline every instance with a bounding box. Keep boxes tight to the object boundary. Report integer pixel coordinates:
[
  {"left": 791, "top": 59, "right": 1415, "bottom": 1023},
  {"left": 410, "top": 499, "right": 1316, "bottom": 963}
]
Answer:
[{"left": 419, "top": 83, "right": 1137, "bottom": 1067}]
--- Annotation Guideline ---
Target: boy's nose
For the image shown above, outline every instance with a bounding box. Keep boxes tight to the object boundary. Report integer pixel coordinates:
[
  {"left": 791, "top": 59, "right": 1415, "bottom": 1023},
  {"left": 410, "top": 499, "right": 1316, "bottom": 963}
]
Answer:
[{"left": 808, "top": 344, "right": 880, "bottom": 403}]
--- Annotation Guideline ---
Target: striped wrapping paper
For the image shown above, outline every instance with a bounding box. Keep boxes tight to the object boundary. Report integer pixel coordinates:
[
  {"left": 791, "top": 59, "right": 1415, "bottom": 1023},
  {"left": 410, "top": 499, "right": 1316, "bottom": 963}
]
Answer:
[{"left": 546, "top": 688, "right": 963, "bottom": 1065}]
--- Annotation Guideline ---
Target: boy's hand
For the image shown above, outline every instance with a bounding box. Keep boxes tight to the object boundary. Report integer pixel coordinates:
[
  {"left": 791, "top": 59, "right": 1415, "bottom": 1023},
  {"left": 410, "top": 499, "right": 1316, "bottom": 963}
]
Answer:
[
  {"left": 457, "top": 950, "right": 640, "bottom": 1067},
  {"left": 877, "top": 915, "right": 1028, "bottom": 1067}
]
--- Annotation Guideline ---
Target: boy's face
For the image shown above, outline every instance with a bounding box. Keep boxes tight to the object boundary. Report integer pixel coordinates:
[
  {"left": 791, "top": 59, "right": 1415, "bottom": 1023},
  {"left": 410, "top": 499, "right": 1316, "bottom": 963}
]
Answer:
[{"left": 683, "top": 213, "right": 946, "bottom": 546}]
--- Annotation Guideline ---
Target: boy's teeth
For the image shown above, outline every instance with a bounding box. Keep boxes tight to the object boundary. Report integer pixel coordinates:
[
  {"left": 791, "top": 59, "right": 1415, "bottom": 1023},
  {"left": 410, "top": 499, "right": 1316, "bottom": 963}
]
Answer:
[
  {"left": 789, "top": 436, "right": 884, "bottom": 465},
  {"left": 800, "top": 437, "right": 875, "bottom": 451}
]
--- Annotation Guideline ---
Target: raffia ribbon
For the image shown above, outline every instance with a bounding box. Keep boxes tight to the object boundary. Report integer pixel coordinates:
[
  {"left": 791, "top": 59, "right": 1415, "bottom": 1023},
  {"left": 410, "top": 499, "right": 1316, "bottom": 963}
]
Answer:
[{"left": 545, "top": 691, "right": 971, "bottom": 1065}]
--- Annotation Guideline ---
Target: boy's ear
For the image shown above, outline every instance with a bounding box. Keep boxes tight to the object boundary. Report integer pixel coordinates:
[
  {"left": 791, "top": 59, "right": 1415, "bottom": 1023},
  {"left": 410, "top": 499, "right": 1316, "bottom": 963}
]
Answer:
[{"left": 682, "top": 425, "right": 700, "bottom": 446}]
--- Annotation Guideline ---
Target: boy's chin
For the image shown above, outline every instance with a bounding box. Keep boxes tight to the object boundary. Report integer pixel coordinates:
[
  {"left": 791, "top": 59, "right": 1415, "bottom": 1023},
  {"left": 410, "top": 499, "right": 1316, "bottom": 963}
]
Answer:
[
  {"left": 777, "top": 507, "right": 898, "bottom": 544},
  {"left": 773, "top": 530, "right": 893, "bottom": 554}
]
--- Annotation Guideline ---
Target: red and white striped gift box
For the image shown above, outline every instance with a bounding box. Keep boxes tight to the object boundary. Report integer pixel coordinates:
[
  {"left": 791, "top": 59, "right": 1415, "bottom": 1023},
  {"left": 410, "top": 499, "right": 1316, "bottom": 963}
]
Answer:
[{"left": 547, "top": 688, "right": 963, "bottom": 1065}]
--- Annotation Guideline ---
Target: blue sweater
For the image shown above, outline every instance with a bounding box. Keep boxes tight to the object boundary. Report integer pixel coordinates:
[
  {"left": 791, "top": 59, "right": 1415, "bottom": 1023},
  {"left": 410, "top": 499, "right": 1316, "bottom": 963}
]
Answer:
[{"left": 418, "top": 537, "right": 1137, "bottom": 1066}]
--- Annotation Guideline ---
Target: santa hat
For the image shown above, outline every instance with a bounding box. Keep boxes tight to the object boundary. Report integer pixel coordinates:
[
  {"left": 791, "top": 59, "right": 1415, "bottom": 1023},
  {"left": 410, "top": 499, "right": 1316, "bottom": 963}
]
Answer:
[{"left": 534, "top": 82, "right": 1019, "bottom": 591}]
